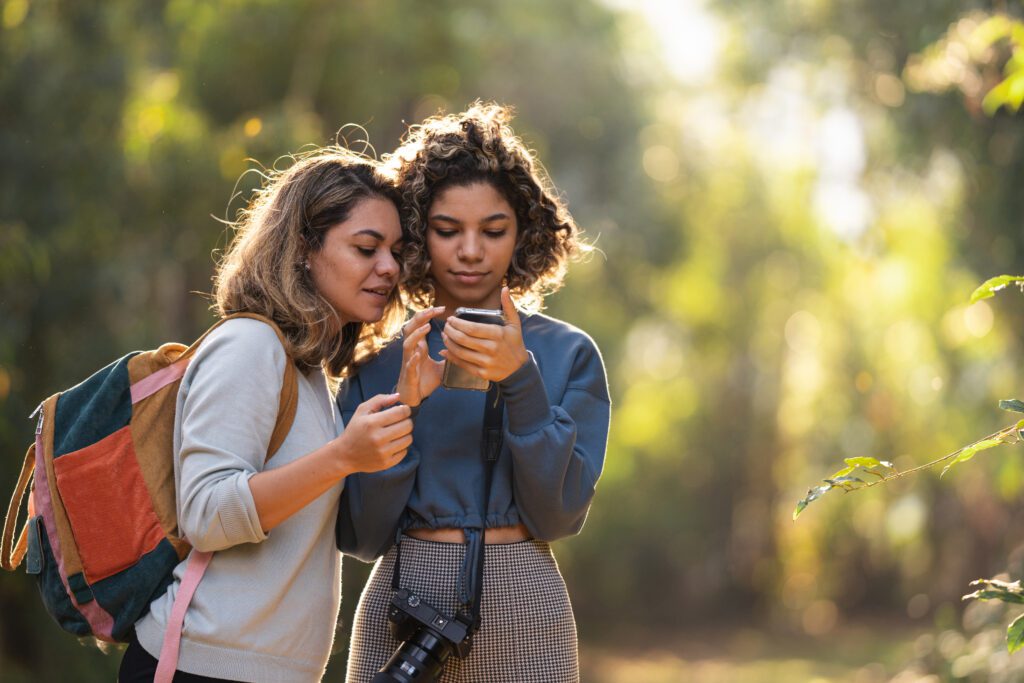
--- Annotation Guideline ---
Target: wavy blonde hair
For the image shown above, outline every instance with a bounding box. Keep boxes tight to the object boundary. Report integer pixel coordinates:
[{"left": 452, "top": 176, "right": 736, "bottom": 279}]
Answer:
[
  {"left": 386, "top": 102, "right": 584, "bottom": 312},
  {"left": 214, "top": 147, "right": 405, "bottom": 379}
]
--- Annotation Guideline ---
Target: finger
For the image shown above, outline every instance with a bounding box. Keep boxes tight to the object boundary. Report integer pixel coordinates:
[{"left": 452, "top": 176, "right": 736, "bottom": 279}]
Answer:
[
  {"left": 444, "top": 316, "right": 504, "bottom": 340},
  {"left": 440, "top": 348, "right": 487, "bottom": 376},
  {"left": 403, "top": 350, "right": 421, "bottom": 382},
  {"left": 440, "top": 330, "right": 477, "bottom": 358},
  {"left": 373, "top": 404, "right": 413, "bottom": 427},
  {"left": 390, "top": 434, "right": 414, "bottom": 454},
  {"left": 379, "top": 418, "right": 414, "bottom": 444},
  {"left": 358, "top": 393, "right": 401, "bottom": 415},
  {"left": 403, "top": 306, "right": 446, "bottom": 335},
  {"left": 402, "top": 323, "right": 430, "bottom": 353},
  {"left": 443, "top": 323, "right": 496, "bottom": 353},
  {"left": 500, "top": 287, "right": 521, "bottom": 328}
]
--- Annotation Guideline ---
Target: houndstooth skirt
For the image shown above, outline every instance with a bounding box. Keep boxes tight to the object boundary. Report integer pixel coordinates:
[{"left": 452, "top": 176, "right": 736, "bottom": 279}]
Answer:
[{"left": 345, "top": 536, "right": 579, "bottom": 683}]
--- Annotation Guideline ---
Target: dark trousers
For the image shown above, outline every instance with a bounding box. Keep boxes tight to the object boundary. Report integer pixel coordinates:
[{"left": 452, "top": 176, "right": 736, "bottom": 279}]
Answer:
[{"left": 118, "top": 633, "right": 235, "bottom": 683}]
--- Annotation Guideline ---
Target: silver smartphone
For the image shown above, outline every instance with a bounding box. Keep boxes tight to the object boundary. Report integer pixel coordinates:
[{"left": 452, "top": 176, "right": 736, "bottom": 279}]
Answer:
[{"left": 441, "top": 307, "right": 505, "bottom": 391}]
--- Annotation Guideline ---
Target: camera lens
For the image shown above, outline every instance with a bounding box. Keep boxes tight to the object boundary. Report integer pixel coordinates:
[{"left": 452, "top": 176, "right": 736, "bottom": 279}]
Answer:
[{"left": 373, "top": 626, "right": 452, "bottom": 682}]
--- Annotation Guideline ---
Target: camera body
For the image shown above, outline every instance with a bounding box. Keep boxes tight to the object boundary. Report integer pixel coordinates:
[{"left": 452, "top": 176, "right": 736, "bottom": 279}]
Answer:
[
  {"left": 441, "top": 307, "right": 505, "bottom": 392},
  {"left": 372, "top": 588, "right": 474, "bottom": 682}
]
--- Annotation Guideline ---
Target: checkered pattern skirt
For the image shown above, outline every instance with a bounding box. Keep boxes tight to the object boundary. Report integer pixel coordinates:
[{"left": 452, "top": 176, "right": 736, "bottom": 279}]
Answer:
[{"left": 345, "top": 536, "right": 579, "bottom": 683}]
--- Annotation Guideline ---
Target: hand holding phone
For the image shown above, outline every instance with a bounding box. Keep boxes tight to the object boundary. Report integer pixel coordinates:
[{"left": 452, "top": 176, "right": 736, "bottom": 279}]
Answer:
[
  {"left": 440, "top": 288, "right": 529, "bottom": 390},
  {"left": 441, "top": 307, "right": 505, "bottom": 391}
]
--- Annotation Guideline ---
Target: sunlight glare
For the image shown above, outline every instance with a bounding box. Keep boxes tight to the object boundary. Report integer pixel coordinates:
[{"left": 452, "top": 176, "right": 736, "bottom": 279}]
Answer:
[{"left": 603, "top": 0, "right": 723, "bottom": 85}]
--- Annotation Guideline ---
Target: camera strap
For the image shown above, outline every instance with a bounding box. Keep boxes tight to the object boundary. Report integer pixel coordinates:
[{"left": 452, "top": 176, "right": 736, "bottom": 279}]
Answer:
[{"left": 391, "top": 382, "right": 505, "bottom": 633}]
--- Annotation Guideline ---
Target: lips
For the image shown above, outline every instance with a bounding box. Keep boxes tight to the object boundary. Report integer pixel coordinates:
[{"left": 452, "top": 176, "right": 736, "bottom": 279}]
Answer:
[
  {"left": 362, "top": 285, "right": 391, "bottom": 301},
  {"left": 451, "top": 271, "right": 488, "bottom": 285}
]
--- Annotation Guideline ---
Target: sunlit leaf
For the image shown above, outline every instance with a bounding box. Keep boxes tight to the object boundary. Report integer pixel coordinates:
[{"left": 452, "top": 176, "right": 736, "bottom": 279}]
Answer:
[
  {"left": 963, "top": 578, "right": 1024, "bottom": 604},
  {"left": 843, "top": 456, "right": 889, "bottom": 469},
  {"left": 1008, "top": 614, "right": 1024, "bottom": 654},
  {"left": 999, "top": 399, "right": 1024, "bottom": 413},
  {"left": 940, "top": 438, "right": 1005, "bottom": 478},
  {"left": 829, "top": 465, "right": 855, "bottom": 479},
  {"left": 969, "top": 275, "right": 1024, "bottom": 303},
  {"left": 829, "top": 457, "right": 895, "bottom": 481}
]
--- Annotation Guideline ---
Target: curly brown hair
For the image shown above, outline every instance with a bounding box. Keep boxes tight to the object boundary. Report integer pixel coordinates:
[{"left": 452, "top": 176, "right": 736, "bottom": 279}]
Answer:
[
  {"left": 387, "top": 102, "right": 584, "bottom": 312},
  {"left": 214, "top": 147, "right": 405, "bottom": 380}
]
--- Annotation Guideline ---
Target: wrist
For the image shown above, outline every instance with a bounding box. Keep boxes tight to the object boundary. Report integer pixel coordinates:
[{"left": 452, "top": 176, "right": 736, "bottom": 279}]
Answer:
[
  {"left": 326, "top": 436, "right": 357, "bottom": 481},
  {"left": 499, "top": 352, "right": 530, "bottom": 382}
]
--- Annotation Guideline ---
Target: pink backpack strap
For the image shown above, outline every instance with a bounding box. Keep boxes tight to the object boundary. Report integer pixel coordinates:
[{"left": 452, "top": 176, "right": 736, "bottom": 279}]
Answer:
[{"left": 154, "top": 549, "right": 213, "bottom": 683}]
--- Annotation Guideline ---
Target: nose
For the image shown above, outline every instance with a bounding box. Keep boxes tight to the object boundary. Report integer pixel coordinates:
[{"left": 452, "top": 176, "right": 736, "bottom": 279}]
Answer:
[
  {"left": 457, "top": 233, "right": 483, "bottom": 263},
  {"left": 376, "top": 250, "right": 399, "bottom": 281}
]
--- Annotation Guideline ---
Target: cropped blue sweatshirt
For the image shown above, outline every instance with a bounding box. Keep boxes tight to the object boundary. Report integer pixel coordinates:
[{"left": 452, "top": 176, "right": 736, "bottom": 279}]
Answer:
[{"left": 336, "top": 312, "right": 611, "bottom": 574}]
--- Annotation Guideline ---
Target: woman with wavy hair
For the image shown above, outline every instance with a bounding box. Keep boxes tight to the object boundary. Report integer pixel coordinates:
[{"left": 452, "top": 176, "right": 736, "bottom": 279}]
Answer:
[
  {"left": 120, "top": 148, "right": 415, "bottom": 683},
  {"left": 338, "top": 104, "right": 610, "bottom": 682}
]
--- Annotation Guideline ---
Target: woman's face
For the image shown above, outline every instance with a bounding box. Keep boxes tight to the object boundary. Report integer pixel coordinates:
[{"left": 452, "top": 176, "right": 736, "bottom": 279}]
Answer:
[
  {"left": 308, "top": 196, "right": 402, "bottom": 324},
  {"left": 426, "top": 181, "right": 518, "bottom": 311}
]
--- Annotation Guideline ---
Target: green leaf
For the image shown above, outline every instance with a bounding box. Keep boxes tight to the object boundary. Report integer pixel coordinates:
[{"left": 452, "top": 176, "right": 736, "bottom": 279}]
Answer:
[
  {"left": 1000, "top": 399, "right": 1024, "bottom": 414},
  {"left": 843, "top": 456, "right": 884, "bottom": 469},
  {"left": 1008, "top": 614, "right": 1024, "bottom": 654},
  {"left": 969, "top": 275, "right": 1024, "bottom": 303},
  {"left": 793, "top": 484, "right": 833, "bottom": 520},
  {"left": 830, "top": 457, "right": 895, "bottom": 481},
  {"left": 940, "top": 438, "right": 1006, "bottom": 478},
  {"left": 829, "top": 465, "right": 855, "bottom": 479}
]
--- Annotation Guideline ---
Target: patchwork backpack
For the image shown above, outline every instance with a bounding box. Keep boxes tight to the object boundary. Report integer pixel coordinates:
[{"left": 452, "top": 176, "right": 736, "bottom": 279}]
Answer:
[{"left": 1, "top": 312, "right": 298, "bottom": 644}]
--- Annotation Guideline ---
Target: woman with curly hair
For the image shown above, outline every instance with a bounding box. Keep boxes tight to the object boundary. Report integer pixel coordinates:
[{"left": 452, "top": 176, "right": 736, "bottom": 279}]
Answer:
[
  {"left": 337, "top": 104, "right": 610, "bottom": 683},
  {"left": 121, "top": 148, "right": 415, "bottom": 683}
]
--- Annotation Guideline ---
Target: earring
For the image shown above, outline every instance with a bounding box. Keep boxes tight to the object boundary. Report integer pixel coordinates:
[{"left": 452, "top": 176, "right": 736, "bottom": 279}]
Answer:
[{"left": 303, "top": 260, "right": 311, "bottom": 271}]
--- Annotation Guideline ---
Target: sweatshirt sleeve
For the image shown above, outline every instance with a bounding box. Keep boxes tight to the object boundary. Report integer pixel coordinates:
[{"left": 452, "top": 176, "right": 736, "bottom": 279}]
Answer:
[
  {"left": 336, "top": 374, "right": 421, "bottom": 562},
  {"left": 500, "top": 337, "right": 611, "bottom": 542},
  {"left": 174, "top": 319, "right": 280, "bottom": 552}
]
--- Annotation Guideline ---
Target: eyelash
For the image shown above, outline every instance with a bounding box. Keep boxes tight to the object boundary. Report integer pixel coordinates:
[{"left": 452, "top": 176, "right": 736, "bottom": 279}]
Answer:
[
  {"left": 433, "top": 229, "right": 507, "bottom": 239},
  {"left": 357, "top": 247, "right": 403, "bottom": 260}
]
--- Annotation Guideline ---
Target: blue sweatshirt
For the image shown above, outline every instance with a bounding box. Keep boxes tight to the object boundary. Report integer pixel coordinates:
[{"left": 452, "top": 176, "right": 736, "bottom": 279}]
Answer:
[{"left": 336, "top": 312, "right": 611, "bottom": 569}]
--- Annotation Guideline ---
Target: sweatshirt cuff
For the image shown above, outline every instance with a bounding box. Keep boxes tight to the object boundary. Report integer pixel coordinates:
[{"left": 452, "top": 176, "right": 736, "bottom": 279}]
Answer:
[
  {"left": 499, "top": 352, "right": 552, "bottom": 435},
  {"left": 221, "top": 472, "right": 268, "bottom": 544}
]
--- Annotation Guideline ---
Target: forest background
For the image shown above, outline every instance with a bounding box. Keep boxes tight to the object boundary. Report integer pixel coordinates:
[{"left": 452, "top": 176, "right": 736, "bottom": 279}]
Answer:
[{"left": 2, "top": 1, "right": 1024, "bottom": 681}]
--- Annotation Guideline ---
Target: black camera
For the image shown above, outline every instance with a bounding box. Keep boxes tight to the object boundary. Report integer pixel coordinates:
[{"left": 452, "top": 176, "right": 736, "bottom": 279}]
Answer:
[{"left": 371, "top": 588, "right": 475, "bottom": 682}]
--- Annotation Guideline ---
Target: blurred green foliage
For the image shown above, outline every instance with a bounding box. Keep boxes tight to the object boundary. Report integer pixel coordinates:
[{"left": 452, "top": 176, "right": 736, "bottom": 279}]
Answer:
[{"left": 2, "top": 0, "right": 1024, "bottom": 681}]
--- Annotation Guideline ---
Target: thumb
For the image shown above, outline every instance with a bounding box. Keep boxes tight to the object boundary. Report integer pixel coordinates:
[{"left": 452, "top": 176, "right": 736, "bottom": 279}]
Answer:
[
  {"left": 500, "top": 287, "right": 520, "bottom": 327},
  {"left": 358, "top": 392, "right": 402, "bottom": 415}
]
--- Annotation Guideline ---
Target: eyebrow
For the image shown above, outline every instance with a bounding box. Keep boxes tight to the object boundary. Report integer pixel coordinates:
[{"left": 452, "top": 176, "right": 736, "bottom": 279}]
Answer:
[
  {"left": 429, "top": 212, "right": 512, "bottom": 225},
  {"left": 353, "top": 229, "right": 386, "bottom": 240}
]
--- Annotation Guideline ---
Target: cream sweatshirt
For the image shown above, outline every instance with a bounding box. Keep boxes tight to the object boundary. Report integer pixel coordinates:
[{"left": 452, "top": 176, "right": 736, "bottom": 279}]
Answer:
[{"left": 135, "top": 318, "right": 344, "bottom": 682}]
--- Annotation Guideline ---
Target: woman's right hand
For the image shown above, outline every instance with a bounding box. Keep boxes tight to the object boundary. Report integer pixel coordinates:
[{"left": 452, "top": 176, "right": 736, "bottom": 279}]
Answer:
[
  {"left": 335, "top": 393, "right": 413, "bottom": 474},
  {"left": 397, "top": 307, "right": 446, "bottom": 407}
]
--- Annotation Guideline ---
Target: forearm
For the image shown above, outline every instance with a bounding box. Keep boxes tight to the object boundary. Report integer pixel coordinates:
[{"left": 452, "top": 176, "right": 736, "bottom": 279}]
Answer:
[
  {"left": 500, "top": 357, "right": 610, "bottom": 540},
  {"left": 248, "top": 441, "right": 351, "bottom": 533}
]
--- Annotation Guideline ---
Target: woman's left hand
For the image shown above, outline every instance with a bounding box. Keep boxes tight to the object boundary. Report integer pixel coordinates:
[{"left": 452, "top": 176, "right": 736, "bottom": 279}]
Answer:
[{"left": 441, "top": 287, "right": 529, "bottom": 382}]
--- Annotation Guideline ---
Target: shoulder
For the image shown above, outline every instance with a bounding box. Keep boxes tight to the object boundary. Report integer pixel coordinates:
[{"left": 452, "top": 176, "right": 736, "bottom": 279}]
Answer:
[
  {"left": 191, "top": 317, "right": 288, "bottom": 378},
  {"left": 522, "top": 312, "right": 603, "bottom": 362},
  {"left": 522, "top": 312, "right": 608, "bottom": 398}
]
